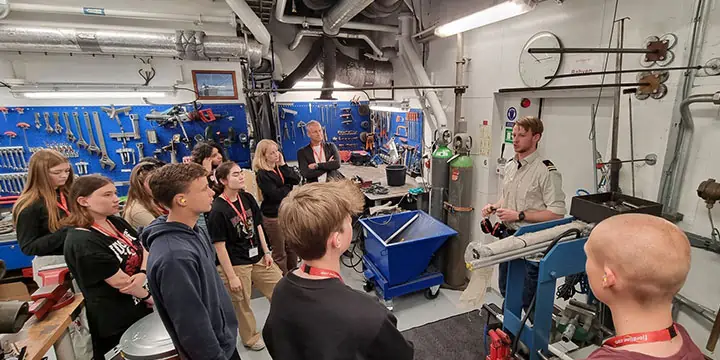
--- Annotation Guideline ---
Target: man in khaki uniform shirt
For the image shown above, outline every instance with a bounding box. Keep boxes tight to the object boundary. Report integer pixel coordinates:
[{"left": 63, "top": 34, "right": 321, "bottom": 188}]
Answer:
[{"left": 482, "top": 116, "right": 566, "bottom": 311}]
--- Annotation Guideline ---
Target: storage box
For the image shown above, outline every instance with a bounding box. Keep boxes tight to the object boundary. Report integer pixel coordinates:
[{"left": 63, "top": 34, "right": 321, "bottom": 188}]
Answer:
[{"left": 570, "top": 192, "right": 663, "bottom": 224}]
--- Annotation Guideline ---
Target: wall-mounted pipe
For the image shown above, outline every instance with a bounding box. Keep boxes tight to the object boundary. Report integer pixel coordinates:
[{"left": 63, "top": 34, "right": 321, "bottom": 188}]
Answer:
[
  {"left": 657, "top": 92, "right": 720, "bottom": 217},
  {"left": 1, "top": 2, "right": 234, "bottom": 25},
  {"left": 0, "top": 0, "right": 9, "bottom": 20},
  {"left": 399, "top": 14, "right": 448, "bottom": 130},
  {"left": 289, "top": 29, "right": 385, "bottom": 59},
  {"left": 0, "top": 25, "right": 275, "bottom": 75},
  {"left": 274, "top": 0, "right": 397, "bottom": 33},
  {"left": 322, "top": 0, "right": 374, "bottom": 36}
]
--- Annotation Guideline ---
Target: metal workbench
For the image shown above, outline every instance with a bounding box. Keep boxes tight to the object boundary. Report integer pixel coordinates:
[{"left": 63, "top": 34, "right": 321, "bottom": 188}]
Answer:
[{"left": 340, "top": 164, "right": 424, "bottom": 203}]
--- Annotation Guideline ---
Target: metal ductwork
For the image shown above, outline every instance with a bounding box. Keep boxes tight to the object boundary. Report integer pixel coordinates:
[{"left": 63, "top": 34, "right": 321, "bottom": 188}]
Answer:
[
  {"left": 323, "top": 0, "right": 374, "bottom": 36},
  {"left": 319, "top": 51, "right": 393, "bottom": 88},
  {"left": 398, "top": 14, "right": 448, "bottom": 130},
  {"left": 0, "top": 25, "right": 283, "bottom": 78},
  {"left": 277, "top": 37, "right": 325, "bottom": 91},
  {"left": 362, "top": 0, "right": 404, "bottom": 18},
  {"left": 275, "top": 0, "right": 397, "bottom": 33},
  {"left": 289, "top": 29, "right": 386, "bottom": 60}
]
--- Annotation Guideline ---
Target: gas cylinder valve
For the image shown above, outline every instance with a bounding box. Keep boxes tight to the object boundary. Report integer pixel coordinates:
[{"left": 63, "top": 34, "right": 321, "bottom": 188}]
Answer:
[{"left": 698, "top": 179, "right": 720, "bottom": 208}]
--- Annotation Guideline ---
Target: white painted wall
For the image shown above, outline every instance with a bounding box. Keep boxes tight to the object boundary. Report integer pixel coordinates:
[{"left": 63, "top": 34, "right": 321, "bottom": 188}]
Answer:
[{"left": 405, "top": 0, "right": 720, "bottom": 354}]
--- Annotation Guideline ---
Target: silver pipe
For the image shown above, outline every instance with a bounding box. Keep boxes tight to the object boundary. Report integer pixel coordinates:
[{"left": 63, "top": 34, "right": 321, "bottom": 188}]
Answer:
[
  {"left": 323, "top": 0, "right": 374, "bottom": 36},
  {"left": 591, "top": 104, "right": 599, "bottom": 193},
  {"left": 274, "top": 0, "right": 397, "bottom": 33},
  {"left": 289, "top": 29, "right": 384, "bottom": 58},
  {"left": 628, "top": 95, "right": 636, "bottom": 196},
  {"left": 658, "top": 0, "right": 710, "bottom": 217},
  {"left": 609, "top": 19, "right": 625, "bottom": 193},
  {"left": 0, "top": 24, "right": 266, "bottom": 66},
  {"left": 548, "top": 344, "right": 575, "bottom": 360},
  {"left": 454, "top": 33, "right": 464, "bottom": 130},
  {"left": 675, "top": 292, "right": 717, "bottom": 323},
  {"left": 399, "top": 14, "right": 448, "bottom": 129}
]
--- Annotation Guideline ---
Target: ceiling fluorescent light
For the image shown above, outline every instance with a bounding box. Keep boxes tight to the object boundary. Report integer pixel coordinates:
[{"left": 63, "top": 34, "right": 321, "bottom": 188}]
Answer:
[
  {"left": 293, "top": 81, "right": 353, "bottom": 89},
  {"left": 10, "top": 85, "right": 175, "bottom": 99},
  {"left": 435, "top": 0, "right": 536, "bottom": 38},
  {"left": 22, "top": 91, "right": 169, "bottom": 99}
]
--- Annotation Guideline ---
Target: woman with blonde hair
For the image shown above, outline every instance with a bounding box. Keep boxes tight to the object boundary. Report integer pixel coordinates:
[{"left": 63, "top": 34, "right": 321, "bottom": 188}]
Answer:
[
  {"left": 12, "top": 149, "right": 74, "bottom": 284},
  {"left": 253, "top": 140, "right": 301, "bottom": 274},
  {"left": 123, "top": 161, "right": 166, "bottom": 229}
]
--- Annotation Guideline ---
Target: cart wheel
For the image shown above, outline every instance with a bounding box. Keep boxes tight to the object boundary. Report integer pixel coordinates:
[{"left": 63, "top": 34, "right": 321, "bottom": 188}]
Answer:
[
  {"left": 424, "top": 287, "right": 440, "bottom": 300},
  {"left": 363, "top": 281, "right": 375, "bottom": 293}
]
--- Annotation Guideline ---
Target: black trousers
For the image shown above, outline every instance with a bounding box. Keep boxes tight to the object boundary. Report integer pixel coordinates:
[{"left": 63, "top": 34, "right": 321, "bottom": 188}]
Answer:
[
  {"left": 229, "top": 349, "right": 242, "bottom": 360},
  {"left": 93, "top": 332, "right": 123, "bottom": 360}
]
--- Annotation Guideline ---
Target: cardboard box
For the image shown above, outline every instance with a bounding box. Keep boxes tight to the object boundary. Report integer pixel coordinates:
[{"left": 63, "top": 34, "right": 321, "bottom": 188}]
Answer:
[{"left": 0, "top": 282, "right": 31, "bottom": 301}]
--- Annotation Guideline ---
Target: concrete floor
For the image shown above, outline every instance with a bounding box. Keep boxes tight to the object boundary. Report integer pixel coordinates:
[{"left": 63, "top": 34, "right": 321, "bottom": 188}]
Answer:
[{"left": 236, "top": 263, "right": 505, "bottom": 360}]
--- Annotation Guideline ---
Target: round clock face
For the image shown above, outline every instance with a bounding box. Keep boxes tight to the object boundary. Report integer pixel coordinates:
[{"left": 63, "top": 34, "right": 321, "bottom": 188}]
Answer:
[{"left": 519, "top": 32, "right": 563, "bottom": 88}]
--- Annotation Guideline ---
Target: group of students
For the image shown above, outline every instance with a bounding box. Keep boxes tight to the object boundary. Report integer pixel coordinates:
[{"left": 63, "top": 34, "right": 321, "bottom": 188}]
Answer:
[{"left": 10, "top": 131, "right": 708, "bottom": 360}]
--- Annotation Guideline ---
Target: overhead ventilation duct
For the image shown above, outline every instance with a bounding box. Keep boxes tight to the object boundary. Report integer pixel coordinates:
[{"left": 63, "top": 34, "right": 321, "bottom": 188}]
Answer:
[
  {"left": 361, "top": 0, "right": 404, "bottom": 18},
  {"left": 320, "top": 36, "right": 337, "bottom": 99},
  {"left": 277, "top": 37, "right": 325, "bottom": 91},
  {"left": 289, "top": 29, "right": 386, "bottom": 60},
  {"left": 275, "top": 0, "right": 397, "bottom": 33},
  {"left": 322, "top": 0, "right": 374, "bottom": 36},
  {"left": 0, "top": 25, "right": 282, "bottom": 79},
  {"left": 319, "top": 51, "right": 393, "bottom": 88},
  {"left": 0, "top": 1, "right": 234, "bottom": 24},
  {"left": 302, "top": 0, "right": 334, "bottom": 11},
  {"left": 224, "top": 0, "right": 282, "bottom": 79},
  {"left": 398, "top": 14, "right": 448, "bottom": 130}
]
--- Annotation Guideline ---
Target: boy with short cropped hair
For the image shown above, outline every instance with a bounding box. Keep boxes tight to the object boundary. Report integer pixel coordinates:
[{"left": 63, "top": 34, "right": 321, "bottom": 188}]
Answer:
[
  {"left": 141, "top": 163, "right": 240, "bottom": 360},
  {"left": 263, "top": 180, "right": 414, "bottom": 360}
]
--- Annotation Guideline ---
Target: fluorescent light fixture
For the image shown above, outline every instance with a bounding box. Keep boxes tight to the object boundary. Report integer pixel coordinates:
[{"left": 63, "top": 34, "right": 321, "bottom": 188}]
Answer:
[
  {"left": 370, "top": 105, "right": 406, "bottom": 113},
  {"left": 292, "top": 81, "right": 353, "bottom": 89},
  {"left": 10, "top": 85, "right": 176, "bottom": 99},
  {"left": 434, "top": 0, "right": 536, "bottom": 38}
]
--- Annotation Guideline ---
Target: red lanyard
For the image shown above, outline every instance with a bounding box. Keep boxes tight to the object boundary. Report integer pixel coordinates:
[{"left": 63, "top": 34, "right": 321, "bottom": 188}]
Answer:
[
  {"left": 273, "top": 167, "right": 285, "bottom": 184},
  {"left": 301, "top": 263, "right": 343, "bottom": 283},
  {"left": 312, "top": 145, "right": 325, "bottom": 163},
  {"left": 221, "top": 193, "right": 248, "bottom": 224},
  {"left": 91, "top": 220, "right": 137, "bottom": 252},
  {"left": 603, "top": 324, "right": 678, "bottom": 348},
  {"left": 57, "top": 193, "right": 70, "bottom": 216}
]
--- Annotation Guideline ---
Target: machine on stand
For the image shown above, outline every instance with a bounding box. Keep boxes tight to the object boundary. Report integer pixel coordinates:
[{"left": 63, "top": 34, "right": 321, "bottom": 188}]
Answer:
[{"left": 464, "top": 192, "right": 663, "bottom": 360}]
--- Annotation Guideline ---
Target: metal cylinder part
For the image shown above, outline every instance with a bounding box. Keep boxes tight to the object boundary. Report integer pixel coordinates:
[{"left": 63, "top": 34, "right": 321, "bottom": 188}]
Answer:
[
  {"left": 0, "top": 301, "right": 29, "bottom": 334},
  {"left": 444, "top": 155, "right": 473, "bottom": 289},
  {"left": 323, "top": 0, "right": 374, "bottom": 36}
]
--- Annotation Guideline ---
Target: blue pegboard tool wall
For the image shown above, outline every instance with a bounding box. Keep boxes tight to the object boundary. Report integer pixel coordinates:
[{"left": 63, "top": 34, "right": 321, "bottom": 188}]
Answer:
[
  {"left": 0, "top": 103, "right": 249, "bottom": 197},
  {"left": 278, "top": 101, "right": 371, "bottom": 161}
]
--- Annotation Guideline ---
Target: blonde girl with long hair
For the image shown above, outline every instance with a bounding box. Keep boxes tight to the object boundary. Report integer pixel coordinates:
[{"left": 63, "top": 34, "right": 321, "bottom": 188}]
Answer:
[
  {"left": 12, "top": 149, "right": 74, "bottom": 284},
  {"left": 253, "top": 140, "right": 301, "bottom": 274}
]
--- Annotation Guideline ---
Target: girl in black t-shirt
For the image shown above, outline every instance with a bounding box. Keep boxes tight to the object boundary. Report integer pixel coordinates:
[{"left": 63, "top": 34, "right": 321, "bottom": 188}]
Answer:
[
  {"left": 12, "top": 149, "right": 75, "bottom": 284},
  {"left": 62, "top": 175, "right": 153, "bottom": 360}
]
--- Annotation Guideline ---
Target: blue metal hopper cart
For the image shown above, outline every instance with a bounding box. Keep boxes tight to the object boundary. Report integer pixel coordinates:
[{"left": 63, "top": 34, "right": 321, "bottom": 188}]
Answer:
[{"left": 360, "top": 210, "right": 458, "bottom": 310}]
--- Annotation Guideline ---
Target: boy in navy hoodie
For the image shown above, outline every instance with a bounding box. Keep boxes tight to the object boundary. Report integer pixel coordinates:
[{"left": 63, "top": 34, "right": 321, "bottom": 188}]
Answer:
[{"left": 141, "top": 163, "right": 240, "bottom": 360}]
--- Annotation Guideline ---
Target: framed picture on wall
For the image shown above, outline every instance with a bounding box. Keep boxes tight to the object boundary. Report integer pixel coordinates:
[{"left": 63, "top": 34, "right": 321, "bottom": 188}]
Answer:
[{"left": 192, "top": 70, "right": 238, "bottom": 100}]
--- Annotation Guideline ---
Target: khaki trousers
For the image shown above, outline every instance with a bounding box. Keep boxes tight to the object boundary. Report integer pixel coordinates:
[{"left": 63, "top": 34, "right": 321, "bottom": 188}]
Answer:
[
  {"left": 262, "top": 216, "right": 298, "bottom": 274},
  {"left": 217, "top": 260, "right": 282, "bottom": 346}
]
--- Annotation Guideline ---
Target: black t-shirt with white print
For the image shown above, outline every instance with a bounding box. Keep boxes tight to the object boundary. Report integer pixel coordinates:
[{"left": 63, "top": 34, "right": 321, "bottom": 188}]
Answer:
[
  {"left": 64, "top": 215, "right": 152, "bottom": 339},
  {"left": 208, "top": 191, "right": 265, "bottom": 266}
]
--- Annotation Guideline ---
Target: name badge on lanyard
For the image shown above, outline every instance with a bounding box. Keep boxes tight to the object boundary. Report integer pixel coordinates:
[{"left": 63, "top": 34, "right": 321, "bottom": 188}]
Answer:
[{"left": 221, "top": 194, "right": 257, "bottom": 252}]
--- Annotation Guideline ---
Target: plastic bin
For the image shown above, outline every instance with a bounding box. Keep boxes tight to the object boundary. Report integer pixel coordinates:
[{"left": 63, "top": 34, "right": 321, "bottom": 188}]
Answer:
[
  {"left": 360, "top": 210, "right": 457, "bottom": 286},
  {"left": 386, "top": 165, "right": 407, "bottom": 186}
]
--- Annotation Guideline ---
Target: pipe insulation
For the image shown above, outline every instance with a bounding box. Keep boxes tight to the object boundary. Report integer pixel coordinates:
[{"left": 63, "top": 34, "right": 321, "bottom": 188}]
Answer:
[
  {"left": 399, "top": 14, "right": 448, "bottom": 130},
  {"left": 275, "top": 0, "right": 397, "bottom": 33},
  {"left": 323, "top": 0, "right": 374, "bottom": 36},
  {"left": 0, "top": 1, "right": 234, "bottom": 24},
  {"left": 0, "top": 24, "right": 281, "bottom": 78},
  {"left": 465, "top": 221, "right": 590, "bottom": 265},
  {"left": 318, "top": 51, "right": 394, "bottom": 88}
]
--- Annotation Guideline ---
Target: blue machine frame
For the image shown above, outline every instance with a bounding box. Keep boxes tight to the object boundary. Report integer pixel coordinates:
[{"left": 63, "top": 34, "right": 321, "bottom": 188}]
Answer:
[{"left": 501, "top": 218, "right": 589, "bottom": 360}]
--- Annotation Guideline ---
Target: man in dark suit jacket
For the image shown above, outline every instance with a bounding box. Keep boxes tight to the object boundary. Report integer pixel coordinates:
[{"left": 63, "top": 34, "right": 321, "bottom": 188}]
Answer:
[{"left": 297, "top": 120, "right": 343, "bottom": 183}]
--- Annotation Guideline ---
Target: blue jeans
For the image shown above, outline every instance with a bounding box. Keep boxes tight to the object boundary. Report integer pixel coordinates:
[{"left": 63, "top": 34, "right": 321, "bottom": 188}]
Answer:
[{"left": 499, "top": 261, "right": 539, "bottom": 311}]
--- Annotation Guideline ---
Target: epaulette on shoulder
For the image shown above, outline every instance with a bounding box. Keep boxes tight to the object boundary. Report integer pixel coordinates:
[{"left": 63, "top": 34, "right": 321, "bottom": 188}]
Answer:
[{"left": 542, "top": 160, "right": 557, "bottom": 171}]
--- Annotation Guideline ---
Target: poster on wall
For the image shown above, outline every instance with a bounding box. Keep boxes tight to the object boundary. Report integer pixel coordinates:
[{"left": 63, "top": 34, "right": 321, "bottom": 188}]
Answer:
[{"left": 192, "top": 70, "right": 239, "bottom": 100}]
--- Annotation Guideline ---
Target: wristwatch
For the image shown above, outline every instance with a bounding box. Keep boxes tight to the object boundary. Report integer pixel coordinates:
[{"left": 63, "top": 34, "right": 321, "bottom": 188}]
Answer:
[{"left": 518, "top": 211, "right": 526, "bottom": 221}]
